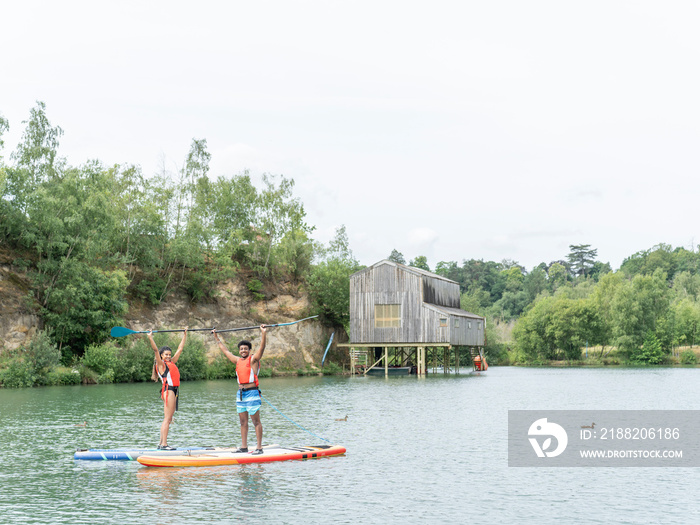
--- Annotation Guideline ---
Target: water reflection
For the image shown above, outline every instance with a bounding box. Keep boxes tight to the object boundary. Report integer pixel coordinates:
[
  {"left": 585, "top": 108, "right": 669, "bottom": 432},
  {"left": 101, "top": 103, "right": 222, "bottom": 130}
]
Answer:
[{"left": 135, "top": 463, "right": 273, "bottom": 510}]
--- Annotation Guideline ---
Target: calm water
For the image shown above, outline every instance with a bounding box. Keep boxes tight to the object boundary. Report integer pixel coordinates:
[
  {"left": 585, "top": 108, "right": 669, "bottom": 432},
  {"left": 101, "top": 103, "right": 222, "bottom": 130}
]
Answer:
[{"left": 1, "top": 367, "right": 700, "bottom": 524}]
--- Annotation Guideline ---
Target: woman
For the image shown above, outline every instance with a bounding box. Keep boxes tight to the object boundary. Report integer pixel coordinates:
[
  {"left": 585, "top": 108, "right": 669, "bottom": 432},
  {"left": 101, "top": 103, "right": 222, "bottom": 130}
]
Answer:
[{"left": 148, "top": 327, "right": 188, "bottom": 450}]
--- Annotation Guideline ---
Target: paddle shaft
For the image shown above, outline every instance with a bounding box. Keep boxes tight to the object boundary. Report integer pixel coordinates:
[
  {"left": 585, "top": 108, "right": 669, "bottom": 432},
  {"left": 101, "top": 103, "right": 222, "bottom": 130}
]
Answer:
[
  {"left": 215, "top": 316, "right": 318, "bottom": 334},
  {"left": 111, "top": 316, "right": 318, "bottom": 337}
]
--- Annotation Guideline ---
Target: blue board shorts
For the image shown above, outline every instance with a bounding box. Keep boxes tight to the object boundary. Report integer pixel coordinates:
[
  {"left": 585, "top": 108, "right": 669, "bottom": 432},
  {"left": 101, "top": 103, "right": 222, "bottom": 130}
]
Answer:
[{"left": 236, "top": 388, "right": 262, "bottom": 414}]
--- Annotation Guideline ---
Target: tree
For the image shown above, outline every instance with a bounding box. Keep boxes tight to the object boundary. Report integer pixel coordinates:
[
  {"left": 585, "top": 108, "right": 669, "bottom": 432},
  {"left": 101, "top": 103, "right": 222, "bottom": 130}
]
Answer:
[
  {"left": 630, "top": 330, "right": 667, "bottom": 365},
  {"left": 589, "top": 272, "right": 624, "bottom": 349},
  {"left": 672, "top": 271, "right": 700, "bottom": 301},
  {"left": 513, "top": 296, "right": 559, "bottom": 360},
  {"left": 307, "top": 226, "right": 361, "bottom": 330},
  {"left": 7, "top": 101, "right": 64, "bottom": 214},
  {"left": 567, "top": 244, "right": 598, "bottom": 278},
  {"left": 620, "top": 244, "right": 676, "bottom": 279},
  {"left": 547, "top": 262, "right": 568, "bottom": 292},
  {"left": 409, "top": 255, "right": 430, "bottom": 271},
  {"left": 523, "top": 267, "right": 548, "bottom": 303},
  {"left": 277, "top": 228, "right": 314, "bottom": 282},
  {"left": 610, "top": 270, "right": 670, "bottom": 355},
  {"left": 672, "top": 297, "right": 700, "bottom": 347},
  {"left": 588, "top": 261, "right": 612, "bottom": 281},
  {"left": 513, "top": 294, "right": 601, "bottom": 361},
  {"left": 250, "top": 174, "right": 312, "bottom": 278},
  {"left": 388, "top": 249, "right": 406, "bottom": 264},
  {"left": 41, "top": 261, "right": 128, "bottom": 362},
  {"left": 435, "top": 260, "right": 463, "bottom": 285}
]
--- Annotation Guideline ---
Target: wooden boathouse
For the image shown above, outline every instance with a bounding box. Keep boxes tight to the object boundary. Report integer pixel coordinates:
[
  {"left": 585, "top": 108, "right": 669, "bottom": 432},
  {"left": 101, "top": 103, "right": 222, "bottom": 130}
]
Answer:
[{"left": 337, "top": 260, "right": 486, "bottom": 377}]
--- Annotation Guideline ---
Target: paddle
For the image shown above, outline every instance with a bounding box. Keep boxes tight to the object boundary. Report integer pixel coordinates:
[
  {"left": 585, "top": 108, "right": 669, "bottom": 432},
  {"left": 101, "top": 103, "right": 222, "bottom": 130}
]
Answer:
[
  {"left": 321, "top": 331, "right": 335, "bottom": 367},
  {"left": 110, "top": 326, "right": 214, "bottom": 338},
  {"left": 110, "top": 315, "right": 319, "bottom": 338},
  {"left": 213, "top": 315, "right": 319, "bottom": 333}
]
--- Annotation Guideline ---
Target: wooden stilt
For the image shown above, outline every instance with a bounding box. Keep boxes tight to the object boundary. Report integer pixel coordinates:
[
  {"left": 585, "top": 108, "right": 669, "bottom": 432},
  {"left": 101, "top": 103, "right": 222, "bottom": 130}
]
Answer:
[{"left": 384, "top": 346, "right": 388, "bottom": 377}]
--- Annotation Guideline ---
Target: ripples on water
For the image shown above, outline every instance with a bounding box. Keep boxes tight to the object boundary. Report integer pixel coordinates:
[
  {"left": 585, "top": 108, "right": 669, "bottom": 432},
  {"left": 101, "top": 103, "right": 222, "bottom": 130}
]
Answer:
[{"left": 1, "top": 368, "right": 700, "bottom": 524}]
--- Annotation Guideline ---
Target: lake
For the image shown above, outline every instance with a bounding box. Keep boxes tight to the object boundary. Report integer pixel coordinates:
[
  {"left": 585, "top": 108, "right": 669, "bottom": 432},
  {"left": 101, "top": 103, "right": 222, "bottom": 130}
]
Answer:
[{"left": 1, "top": 367, "right": 699, "bottom": 524}]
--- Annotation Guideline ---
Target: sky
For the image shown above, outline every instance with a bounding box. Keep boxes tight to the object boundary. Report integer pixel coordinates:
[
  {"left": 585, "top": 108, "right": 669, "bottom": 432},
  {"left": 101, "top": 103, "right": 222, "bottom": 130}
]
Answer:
[{"left": 1, "top": 1, "right": 699, "bottom": 272}]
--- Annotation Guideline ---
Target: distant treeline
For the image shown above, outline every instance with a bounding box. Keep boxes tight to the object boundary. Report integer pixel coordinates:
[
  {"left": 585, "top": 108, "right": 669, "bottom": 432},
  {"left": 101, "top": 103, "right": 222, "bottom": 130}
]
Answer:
[
  {"left": 2, "top": 102, "right": 699, "bottom": 371},
  {"left": 390, "top": 243, "right": 700, "bottom": 365}
]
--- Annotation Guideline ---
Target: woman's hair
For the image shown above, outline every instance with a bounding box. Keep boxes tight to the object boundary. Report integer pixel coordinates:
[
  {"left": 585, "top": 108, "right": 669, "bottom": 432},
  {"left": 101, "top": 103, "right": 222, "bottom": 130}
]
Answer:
[{"left": 151, "top": 346, "right": 173, "bottom": 381}]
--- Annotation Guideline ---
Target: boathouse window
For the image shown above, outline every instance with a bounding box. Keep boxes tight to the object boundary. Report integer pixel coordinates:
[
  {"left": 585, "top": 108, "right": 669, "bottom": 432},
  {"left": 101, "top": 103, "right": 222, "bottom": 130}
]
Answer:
[
  {"left": 439, "top": 318, "right": 448, "bottom": 327},
  {"left": 375, "top": 304, "right": 400, "bottom": 328},
  {"left": 468, "top": 321, "right": 472, "bottom": 329},
  {"left": 454, "top": 319, "right": 460, "bottom": 328}
]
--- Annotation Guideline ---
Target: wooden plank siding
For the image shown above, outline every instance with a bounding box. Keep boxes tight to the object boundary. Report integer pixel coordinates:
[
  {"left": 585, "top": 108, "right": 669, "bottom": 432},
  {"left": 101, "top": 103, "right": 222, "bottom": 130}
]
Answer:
[{"left": 349, "top": 260, "right": 485, "bottom": 346}]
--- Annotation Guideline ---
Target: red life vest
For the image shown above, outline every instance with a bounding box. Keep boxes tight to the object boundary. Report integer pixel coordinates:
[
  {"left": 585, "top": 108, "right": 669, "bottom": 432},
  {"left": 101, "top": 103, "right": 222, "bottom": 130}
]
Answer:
[
  {"left": 158, "top": 362, "right": 180, "bottom": 401},
  {"left": 236, "top": 356, "right": 259, "bottom": 386}
]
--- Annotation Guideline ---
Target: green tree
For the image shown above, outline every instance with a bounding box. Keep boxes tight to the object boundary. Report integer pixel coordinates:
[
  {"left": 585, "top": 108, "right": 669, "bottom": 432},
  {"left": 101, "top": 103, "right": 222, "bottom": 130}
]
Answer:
[
  {"left": 277, "top": 228, "right": 314, "bottom": 282},
  {"left": 307, "top": 226, "right": 361, "bottom": 330},
  {"left": 567, "top": 244, "right": 598, "bottom": 278},
  {"left": 589, "top": 261, "right": 612, "bottom": 281},
  {"left": 672, "top": 297, "right": 700, "bottom": 347},
  {"left": 209, "top": 172, "right": 258, "bottom": 250},
  {"left": 620, "top": 244, "right": 677, "bottom": 279},
  {"left": 610, "top": 270, "right": 670, "bottom": 355},
  {"left": 41, "top": 261, "right": 128, "bottom": 361},
  {"left": 523, "top": 267, "right": 548, "bottom": 303},
  {"left": 589, "top": 272, "right": 624, "bottom": 349},
  {"left": 513, "top": 296, "right": 559, "bottom": 360},
  {"left": 672, "top": 271, "right": 700, "bottom": 301},
  {"left": 630, "top": 330, "right": 667, "bottom": 365},
  {"left": 7, "top": 101, "right": 64, "bottom": 214},
  {"left": 435, "top": 260, "right": 463, "bottom": 285},
  {"left": 388, "top": 249, "right": 406, "bottom": 264},
  {"left": 409, "top": 255, "right": 430, "bottom": 271},
  {"left": 547, "top": 262, "right": 568, "bottom": 292},
  {"left": 246, "top": 174, "right": 312, "bottom": 278}
]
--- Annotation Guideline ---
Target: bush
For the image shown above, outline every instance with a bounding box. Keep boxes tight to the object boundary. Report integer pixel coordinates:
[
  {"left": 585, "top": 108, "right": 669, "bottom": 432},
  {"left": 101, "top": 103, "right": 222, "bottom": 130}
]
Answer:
[
  {"left": 247, "top": 279, "right": 265, "bottom": 301},
  {"left": 206, "top": 353, "right": 237, "bottom": 380},
  {"left": 680, "top": 349, "right": 698, "bottom": 365},
  {"left": 82, "top": 343, "right": 119, "bottom": 376},
  {"left": 321, "top": 361, "right": 342, "bottom": 375},
  {"left": 98, "top": 368, "right": 115, "bottom": 384},
  {"left": 77, "top": 364, "right": 99, "bottom": 384},
  {"left": 115, "top": 340, "right": 155, "bottom": 383},
  {"left": 45, "top": 367, "right": 81, "bottom": 385},
  {"left": 132, "top": 275, "right": 168, "bottom": 305},
  {"left": 174, "top": 336, "right": 207, "bottom": 381},
  {"left": 24, "top": 331, "right": 61, "bottom": 372},
  {"left": 0, "top": 358, "right": 36, "bottom": 388},
  {"left": 630, "top": 331, "right": 668, "bottom": 365}
]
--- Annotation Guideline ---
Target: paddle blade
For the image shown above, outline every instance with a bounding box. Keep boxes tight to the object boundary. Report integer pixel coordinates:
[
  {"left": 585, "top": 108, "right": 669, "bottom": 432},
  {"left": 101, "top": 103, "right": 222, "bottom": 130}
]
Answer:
[{"left": 110, "top": 326, "right": 140, "bottom": 338}]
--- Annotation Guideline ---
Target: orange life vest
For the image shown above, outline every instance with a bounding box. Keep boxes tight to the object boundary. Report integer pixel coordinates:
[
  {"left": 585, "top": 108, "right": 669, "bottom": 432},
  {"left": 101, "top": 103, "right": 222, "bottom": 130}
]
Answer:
[
  {"left": 158, "top": 362, "right": 180, "bottom": 403},
  {"left": 236, "top": 356, "right": 259, "bottom": 386}
]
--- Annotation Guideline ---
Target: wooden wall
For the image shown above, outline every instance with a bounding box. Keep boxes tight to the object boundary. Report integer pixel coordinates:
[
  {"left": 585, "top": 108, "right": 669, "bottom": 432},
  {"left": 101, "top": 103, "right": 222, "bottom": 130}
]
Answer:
[{"left": 350, "top": 261, "right": 484, "bottom": 346}]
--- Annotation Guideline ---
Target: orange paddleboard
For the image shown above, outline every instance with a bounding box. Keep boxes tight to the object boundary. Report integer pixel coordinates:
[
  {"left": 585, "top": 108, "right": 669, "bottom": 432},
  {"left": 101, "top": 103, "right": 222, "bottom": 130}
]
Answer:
[{"left": 137, "top": 444, "right": 346, "bottom": 467}]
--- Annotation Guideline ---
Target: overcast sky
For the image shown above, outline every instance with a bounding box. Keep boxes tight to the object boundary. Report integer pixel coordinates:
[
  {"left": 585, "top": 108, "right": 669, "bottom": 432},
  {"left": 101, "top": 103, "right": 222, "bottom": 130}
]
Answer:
[{"left": 2, "top": 1, "right": 698, "bottom": 271}]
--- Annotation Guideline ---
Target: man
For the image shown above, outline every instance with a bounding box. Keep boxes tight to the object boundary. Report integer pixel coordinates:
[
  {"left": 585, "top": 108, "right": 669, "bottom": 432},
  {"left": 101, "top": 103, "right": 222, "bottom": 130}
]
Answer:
[{"left": 212, "top": 325, "right": 267, "bottom": 454}]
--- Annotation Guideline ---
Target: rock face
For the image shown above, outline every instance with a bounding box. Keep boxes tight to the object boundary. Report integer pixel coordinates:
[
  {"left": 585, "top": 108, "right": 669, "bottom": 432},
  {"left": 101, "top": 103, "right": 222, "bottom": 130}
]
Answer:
[
  {"left": 0, "top": 267, "right": 343, "bottom": 369},
  {"left": 0, "top": 261, "right": 42, "bottom": 353},
  {"left": 124, "top": 281, "right": 336, "bottom": 368}
]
